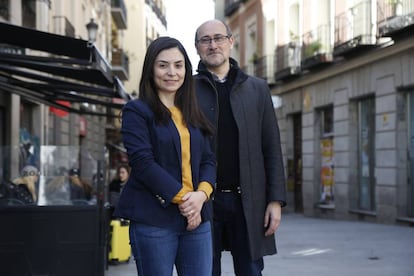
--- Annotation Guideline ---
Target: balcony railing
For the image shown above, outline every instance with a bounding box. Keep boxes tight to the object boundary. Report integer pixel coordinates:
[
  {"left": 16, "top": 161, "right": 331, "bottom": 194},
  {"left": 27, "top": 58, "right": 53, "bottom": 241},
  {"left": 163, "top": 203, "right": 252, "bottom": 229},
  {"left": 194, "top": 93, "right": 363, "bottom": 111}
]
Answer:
[
  {"left": 111, "top": 0, "right": 127, "bottom": 30},
  {"left": 274, "top": 42, "right": 302, "bottom": 81},
  {"left": 334, "top": 0, "right": 376, "bottom": 56},
  {"left": 301, "top": 24, "right": 333, "bottom": 70},
  {"left": 242, "top": 54, "right": 275, "bottom": 85},
  {"left": 112, "top": 49, "right": 129, "bottom": 80},
  {"left": 377, "top": 0, "right": 414, "bottom": 37},
  {"left": 254, "top": 55, "right": 275, "bottom": 84}
]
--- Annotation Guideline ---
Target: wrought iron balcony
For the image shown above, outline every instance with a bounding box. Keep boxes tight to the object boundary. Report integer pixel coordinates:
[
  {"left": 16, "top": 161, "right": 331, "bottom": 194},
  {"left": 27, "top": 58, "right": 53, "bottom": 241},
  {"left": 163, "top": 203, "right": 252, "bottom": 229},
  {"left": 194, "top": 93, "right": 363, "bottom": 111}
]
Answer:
[
  {"left": 333, "top": 0, "right": 376, "bottom": 57},
  {"left": 242, "top": 55, "right": 275, "bottom": 85},
  {"left": 301, "top": 24, "right": 333, "bottom": 70},
  {"left": 377, "top": 0, "right": 414, "bottom": 39},
  {"left": 111, "top": 0, "right": 127, "bottom": 30},
  {"left": 253, "top": 55, "right": 275, "bottom": 85},
  {"left": 112, "top": 48, "right": 129, "bottom": 80},
  {"left": 274, "top": 42, "right": 302, "bottom": 82}
]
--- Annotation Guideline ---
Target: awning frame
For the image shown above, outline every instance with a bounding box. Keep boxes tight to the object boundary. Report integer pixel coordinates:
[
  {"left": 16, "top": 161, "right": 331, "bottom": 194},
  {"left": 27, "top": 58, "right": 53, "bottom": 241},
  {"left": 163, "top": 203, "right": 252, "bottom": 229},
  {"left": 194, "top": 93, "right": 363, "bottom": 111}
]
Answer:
[{"left": 0, "top": 22, "right": 131, "bottom": 117}]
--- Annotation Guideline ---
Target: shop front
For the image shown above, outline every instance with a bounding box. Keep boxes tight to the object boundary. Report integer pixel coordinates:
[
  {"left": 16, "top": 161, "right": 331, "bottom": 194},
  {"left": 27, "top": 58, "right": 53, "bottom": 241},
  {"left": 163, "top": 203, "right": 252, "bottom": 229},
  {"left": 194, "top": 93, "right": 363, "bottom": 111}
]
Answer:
[{"left": 0, "top": 22, "right": 130, "bottom": 275}]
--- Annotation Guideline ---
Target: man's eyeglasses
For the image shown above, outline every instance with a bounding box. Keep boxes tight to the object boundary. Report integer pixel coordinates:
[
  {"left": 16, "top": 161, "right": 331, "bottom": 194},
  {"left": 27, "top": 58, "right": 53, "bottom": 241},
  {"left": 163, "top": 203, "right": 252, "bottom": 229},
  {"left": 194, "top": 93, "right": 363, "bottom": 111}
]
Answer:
[{"left": 197, "top": 35, "right": 230, "bottom": 46}]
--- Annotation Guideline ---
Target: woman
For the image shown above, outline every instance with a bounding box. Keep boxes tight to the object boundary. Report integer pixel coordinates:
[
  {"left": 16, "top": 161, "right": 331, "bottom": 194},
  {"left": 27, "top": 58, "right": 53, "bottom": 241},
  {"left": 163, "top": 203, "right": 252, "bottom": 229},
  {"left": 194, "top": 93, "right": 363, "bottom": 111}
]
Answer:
[
  {"left": 114, "top": 37, "right": 215, "bottom": 276},
  {"left": 109, "top": 164, "right": 130, "bottom": 216},
  {"left": 109, "top": 164, "right": 130, "bottom": 194}
]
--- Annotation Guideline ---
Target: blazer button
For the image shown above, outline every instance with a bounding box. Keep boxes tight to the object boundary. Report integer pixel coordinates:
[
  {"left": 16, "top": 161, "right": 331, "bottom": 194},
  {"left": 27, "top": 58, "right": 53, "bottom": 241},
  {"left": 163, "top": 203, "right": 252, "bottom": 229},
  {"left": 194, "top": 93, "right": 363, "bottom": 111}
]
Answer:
[{"left": 160, "top": 199, "right": 165, "bottom": 204}]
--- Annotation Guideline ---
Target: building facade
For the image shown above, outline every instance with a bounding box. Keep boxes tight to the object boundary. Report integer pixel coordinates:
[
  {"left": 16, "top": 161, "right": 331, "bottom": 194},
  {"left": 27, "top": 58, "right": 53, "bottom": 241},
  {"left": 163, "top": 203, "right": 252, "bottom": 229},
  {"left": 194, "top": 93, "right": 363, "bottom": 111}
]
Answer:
[
  {"left": 0, "top": 0, "right": 129, "bottom": 187},
  {"left": 219, "top": 0, "right": 414, "bottom": 225},
  {"left": 106, "top": 0, "right": 167, "bottom": 178},
  {"left": 123, "top": 0, "right": 167, "bottom": 96}
]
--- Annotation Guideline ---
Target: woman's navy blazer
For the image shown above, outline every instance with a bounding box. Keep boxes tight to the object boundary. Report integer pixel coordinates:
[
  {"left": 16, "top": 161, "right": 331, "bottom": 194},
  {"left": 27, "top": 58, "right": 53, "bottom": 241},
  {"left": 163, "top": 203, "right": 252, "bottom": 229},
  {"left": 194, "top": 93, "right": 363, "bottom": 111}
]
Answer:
[{"left": 113, "top": 100, "right": 216, "bottom": 230}]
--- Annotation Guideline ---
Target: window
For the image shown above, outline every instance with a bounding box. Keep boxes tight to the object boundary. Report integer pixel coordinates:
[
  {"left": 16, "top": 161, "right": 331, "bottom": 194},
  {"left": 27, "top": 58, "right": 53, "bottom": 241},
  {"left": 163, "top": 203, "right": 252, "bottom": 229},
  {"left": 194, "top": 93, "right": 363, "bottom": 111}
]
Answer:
[
  {"left": 0, "top": 0, "right": 10, "bottom": 20},
  {"left": 320, "top": 105, "right": 334, "bottom": 136},
  {"left": 22, "top": 0, "right": 36, "bottom": 29}
]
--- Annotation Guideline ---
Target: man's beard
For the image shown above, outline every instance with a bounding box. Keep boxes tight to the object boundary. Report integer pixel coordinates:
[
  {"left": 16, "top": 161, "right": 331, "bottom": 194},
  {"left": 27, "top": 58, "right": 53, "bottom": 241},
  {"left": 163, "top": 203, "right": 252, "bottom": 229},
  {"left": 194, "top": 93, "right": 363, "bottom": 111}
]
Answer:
[{"left": 203, "top": 53, "right": 225, "bottom": 68}]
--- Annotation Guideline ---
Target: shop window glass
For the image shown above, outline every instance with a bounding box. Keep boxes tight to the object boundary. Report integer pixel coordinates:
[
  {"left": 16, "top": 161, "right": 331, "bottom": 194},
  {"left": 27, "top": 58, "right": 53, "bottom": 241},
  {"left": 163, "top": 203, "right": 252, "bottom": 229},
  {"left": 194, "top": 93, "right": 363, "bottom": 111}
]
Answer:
[
  {"left": 0, "top": 146, "right": 101, "bottom": 207},
  {"left": 407, "top": 92, "right": 414, "bottom": 216}
]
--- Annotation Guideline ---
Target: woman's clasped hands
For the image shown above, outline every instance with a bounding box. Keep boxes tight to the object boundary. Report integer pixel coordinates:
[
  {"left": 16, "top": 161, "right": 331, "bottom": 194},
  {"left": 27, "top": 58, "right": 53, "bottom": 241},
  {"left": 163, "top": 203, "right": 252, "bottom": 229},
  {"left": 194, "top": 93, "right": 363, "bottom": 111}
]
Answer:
[{"left": 179, "top": 191, "right": 207, "bottom": 231}]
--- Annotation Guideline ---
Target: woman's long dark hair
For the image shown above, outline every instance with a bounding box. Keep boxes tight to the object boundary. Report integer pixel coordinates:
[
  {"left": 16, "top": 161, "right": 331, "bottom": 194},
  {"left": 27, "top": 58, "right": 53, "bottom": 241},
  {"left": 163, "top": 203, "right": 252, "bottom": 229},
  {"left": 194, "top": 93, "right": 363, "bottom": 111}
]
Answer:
[{"left": 139, "top": 36, "right": 213, "bottom": 135}]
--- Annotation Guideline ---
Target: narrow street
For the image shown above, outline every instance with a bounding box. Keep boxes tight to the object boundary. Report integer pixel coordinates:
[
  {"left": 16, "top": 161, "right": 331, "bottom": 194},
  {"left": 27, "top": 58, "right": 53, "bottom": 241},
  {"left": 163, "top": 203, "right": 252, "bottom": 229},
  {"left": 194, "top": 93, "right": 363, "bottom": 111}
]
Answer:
[{"left": 107, "top": 213, "right": 414, "bottom": 276}]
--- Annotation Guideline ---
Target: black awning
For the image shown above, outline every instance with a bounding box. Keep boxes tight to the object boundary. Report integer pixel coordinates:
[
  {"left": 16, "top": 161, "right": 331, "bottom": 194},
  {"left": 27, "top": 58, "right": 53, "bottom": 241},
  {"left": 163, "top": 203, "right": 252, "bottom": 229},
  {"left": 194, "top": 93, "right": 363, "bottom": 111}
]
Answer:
[{"left": 0, "top": 22, "right": 131, "bottom": 116}]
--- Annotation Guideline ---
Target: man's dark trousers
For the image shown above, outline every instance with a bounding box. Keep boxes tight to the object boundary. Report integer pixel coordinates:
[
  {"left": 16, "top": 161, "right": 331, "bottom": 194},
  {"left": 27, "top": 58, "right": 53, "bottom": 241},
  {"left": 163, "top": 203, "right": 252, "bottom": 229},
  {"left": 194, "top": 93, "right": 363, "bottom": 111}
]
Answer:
[{"left": 212, "top": 191, "right": 264, "bottom": 276}]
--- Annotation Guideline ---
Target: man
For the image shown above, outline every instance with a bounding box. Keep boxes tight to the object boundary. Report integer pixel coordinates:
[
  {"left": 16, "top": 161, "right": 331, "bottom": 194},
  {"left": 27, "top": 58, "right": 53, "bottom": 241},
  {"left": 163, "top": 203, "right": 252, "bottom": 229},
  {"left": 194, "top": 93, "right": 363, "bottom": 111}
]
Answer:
[{"left": 194, "top": 20, "right": 287, "bottom": 276}]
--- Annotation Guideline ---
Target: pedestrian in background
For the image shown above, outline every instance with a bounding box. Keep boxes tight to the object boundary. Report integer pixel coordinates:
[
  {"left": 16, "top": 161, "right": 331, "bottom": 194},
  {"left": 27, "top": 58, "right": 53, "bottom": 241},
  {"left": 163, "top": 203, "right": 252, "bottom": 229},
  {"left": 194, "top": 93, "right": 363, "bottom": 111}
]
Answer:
[
  {"left": 114, "top": 36, "right": 216, "bottom": 276},
  {"left": 11, "top": 165, "right": 39, "bottom": 204},
  {"left": 108, "top": 164, "right": 130, "bottom": 217},
  {"left": 109, "top": 164, "right": 130, "bottom": 194},
  {"left": 194, "top": 19, "right": 287, "bottom": 276},
  {"left": 45, "top": 167, "right": 90, "bottom": 205},
  {"left": 67, "top": 168, "right": 91, "bottom": 200}
]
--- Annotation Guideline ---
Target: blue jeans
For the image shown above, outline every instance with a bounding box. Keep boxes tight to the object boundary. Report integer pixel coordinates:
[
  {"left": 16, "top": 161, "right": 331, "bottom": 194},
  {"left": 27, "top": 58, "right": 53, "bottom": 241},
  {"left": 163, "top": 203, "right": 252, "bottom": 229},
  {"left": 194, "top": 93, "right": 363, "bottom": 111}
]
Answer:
[
  {"left": 129, "top": 221, "right": 212, "bottom": 276},
  {"left": 212, "top": 192, "right": 264, "bottom": 276}
]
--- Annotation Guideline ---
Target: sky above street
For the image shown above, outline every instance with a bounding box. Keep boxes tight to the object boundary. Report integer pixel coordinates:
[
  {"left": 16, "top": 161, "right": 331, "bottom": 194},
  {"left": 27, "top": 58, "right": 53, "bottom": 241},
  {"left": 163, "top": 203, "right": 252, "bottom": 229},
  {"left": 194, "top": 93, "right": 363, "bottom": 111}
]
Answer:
[{"left": 165, "top": 0, "right": 215, "bottom": 70}]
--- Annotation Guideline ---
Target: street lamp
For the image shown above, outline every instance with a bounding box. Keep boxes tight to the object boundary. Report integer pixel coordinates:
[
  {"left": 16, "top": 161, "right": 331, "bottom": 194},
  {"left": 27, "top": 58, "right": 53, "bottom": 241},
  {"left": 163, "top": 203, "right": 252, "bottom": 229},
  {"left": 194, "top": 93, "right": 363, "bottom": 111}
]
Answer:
[{"left": 86, "top": 18, "right": 98, "bottom": 43}]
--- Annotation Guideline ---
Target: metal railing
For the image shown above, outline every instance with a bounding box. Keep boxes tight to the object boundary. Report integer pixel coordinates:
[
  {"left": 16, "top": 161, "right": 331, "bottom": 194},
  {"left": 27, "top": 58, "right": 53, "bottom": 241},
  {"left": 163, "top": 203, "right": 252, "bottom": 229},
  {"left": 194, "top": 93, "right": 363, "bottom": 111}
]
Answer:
[
  {"left": 112, "top": 49, "right": 129, "bottom": 80},
  {"left": 254, "top": 55, "right": 275, "bottom": 84},
  {"left": 377, "top": 0, "right": 414, "bottom": 36},
  {"left": 334, "top": 0, "right": 375, "bottom": 47},
  {"left": 242, "top": 54, "right": 275, "bottom": 84},
  {"left": 111, "top": 0, "right": 127, "bottom": 29},
  {"left": 302, "top": 24, "right": 332, "bottom": 59},
  {"left": 274, "top": 42, "right": 302, "bottom": 79}
]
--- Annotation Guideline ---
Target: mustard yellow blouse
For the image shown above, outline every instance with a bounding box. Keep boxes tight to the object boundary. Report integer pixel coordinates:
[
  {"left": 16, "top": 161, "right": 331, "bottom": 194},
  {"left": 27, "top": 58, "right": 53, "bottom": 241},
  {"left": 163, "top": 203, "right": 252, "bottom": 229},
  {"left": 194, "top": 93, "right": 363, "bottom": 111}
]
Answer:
[{"left": 169, "top": 107, "right": 212, "bottom": 204}]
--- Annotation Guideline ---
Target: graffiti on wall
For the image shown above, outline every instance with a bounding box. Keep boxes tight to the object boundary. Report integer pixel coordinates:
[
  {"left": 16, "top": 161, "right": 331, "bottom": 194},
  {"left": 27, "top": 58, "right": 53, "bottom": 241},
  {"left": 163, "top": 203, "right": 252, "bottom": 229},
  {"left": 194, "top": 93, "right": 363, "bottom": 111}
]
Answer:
[{"left": 320, "top": 138, "right": 334, "bottom": 205}]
